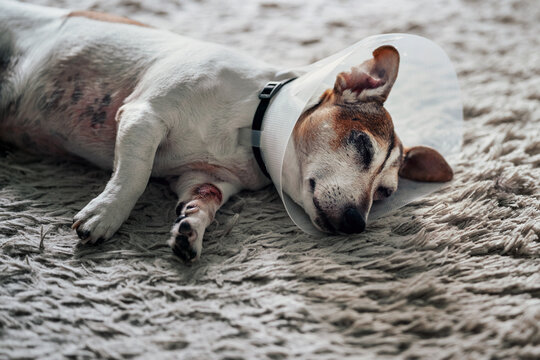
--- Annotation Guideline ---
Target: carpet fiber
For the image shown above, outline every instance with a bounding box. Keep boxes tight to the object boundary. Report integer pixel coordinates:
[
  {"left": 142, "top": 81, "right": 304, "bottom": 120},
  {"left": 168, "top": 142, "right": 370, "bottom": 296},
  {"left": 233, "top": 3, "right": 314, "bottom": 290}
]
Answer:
[{"left": 1, "top": 0, "right": 539, "bottom": 359}]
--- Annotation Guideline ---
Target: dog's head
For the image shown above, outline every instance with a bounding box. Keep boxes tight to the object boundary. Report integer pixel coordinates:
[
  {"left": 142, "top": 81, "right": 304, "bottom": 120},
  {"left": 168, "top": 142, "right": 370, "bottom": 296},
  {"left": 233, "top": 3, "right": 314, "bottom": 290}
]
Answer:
[{"left": 290, "top": 45, "right": 453, "bottom": 234}]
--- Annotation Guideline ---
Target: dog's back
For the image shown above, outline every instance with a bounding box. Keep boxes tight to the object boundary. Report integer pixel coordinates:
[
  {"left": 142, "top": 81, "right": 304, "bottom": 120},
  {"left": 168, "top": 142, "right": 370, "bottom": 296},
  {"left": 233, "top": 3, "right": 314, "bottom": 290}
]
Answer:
[{"left": 0, "top": 1, "right": 279, "bottom": 179}]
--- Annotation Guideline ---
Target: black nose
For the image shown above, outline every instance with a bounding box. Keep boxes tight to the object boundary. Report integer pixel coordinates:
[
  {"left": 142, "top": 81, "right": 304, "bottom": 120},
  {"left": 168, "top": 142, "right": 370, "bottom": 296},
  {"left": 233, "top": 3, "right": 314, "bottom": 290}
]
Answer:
[{"left": 341, "top": 208, "right": 366, "bottom": 234}]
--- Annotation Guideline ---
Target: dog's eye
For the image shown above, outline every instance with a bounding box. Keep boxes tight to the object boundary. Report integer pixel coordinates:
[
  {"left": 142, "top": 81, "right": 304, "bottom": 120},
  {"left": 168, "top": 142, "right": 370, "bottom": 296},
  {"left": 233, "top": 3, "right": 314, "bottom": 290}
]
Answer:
[
  {"left": 377, "top": 187, "right": 393, "bottom": 198},
  {"left": 347, "top": 130, "right": 373, "bottom": 168}
]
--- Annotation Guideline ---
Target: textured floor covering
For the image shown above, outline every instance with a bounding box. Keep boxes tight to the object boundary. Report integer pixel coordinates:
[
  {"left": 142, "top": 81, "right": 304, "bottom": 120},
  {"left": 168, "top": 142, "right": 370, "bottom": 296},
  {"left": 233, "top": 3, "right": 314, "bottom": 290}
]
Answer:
[{"left": 1, "top": 0, "right": 539, "bottom": 359}]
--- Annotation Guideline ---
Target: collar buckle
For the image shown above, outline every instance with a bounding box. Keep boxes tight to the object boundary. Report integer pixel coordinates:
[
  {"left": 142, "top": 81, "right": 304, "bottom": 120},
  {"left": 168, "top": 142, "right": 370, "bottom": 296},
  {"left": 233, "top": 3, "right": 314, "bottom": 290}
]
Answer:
[
  {"left": 251, "top": 77, "right": 296, "bottom": 179},
  {"left": 258, "top": 81, "right": 283, "bottom": 99}
]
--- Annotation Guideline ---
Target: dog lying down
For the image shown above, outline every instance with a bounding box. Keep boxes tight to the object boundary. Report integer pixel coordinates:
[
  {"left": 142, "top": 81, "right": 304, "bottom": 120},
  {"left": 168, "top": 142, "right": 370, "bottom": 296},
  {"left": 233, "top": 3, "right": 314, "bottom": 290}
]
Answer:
[{"left": 0, "top": 1, "right": 453, "bottom": 262}]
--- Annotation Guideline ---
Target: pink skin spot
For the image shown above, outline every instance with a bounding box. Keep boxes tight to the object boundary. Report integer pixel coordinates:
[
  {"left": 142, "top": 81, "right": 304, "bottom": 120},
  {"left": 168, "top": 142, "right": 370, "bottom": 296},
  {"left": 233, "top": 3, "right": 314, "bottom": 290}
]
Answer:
[
  {"left": 348, "top": 72, "right": 385, "bottom": 94},
  {"left": 192, "top": 183, "right": 223, "bottom": 204},
  {"left": 337, "top": 69, "right": 385, "bottom": 96}
]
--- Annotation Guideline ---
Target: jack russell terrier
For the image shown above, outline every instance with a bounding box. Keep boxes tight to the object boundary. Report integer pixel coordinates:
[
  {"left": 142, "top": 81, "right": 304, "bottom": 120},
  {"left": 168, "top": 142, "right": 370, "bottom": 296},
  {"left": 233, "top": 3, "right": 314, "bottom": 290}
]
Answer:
[{"left": 0, "top": 1, "right": 453, "bottom": 262}]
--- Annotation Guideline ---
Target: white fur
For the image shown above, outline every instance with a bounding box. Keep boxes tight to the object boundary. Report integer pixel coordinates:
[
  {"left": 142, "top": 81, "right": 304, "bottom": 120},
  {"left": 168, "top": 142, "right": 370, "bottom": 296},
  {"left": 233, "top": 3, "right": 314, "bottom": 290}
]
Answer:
[
  {"left": 0, "top": 1, "right": 290, "bottom": 256},
  {"left": 0, "top": 1, "right": 400, "bottom": 258}
]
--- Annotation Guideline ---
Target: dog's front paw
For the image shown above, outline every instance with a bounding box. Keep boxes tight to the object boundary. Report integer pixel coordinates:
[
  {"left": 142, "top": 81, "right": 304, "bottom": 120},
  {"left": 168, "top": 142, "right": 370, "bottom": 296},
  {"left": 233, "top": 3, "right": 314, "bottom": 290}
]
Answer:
[
  {"left": 72, "top": 195, "right": 129, "bottom": 244},
  {"left": 168, "top": 204, "right": 205, "bottom": 262}
]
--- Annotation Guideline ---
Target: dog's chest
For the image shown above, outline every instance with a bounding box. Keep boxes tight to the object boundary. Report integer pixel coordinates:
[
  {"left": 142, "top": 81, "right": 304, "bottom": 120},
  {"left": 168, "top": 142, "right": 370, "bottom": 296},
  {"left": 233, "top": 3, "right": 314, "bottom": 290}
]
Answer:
[{"left": 152, "top": 101, "right": 265, "bottom": 188}]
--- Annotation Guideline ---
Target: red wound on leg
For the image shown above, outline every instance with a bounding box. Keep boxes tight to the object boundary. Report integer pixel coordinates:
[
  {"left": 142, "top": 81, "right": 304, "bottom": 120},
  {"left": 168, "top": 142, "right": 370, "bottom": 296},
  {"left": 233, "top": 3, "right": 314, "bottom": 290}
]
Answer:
[{"left": 192, "top": 183, "right": 223, "bottom": 204}]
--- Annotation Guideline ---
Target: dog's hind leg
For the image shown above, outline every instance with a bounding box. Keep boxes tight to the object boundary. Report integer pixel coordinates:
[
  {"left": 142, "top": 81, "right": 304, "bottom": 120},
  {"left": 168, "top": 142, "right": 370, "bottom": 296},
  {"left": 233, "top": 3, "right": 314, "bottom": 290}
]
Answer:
[
  {"left": 72, "top": 102, "right": 168, "bottom": 243},
  {"left": 168, "top": 173, "right": 240, "bottom": 262}
]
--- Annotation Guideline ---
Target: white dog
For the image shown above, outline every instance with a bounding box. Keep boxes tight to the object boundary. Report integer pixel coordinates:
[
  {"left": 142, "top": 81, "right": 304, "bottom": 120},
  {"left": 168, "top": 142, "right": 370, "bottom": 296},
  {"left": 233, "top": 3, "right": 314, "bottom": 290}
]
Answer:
[{"left": 0, "top": 1, "right": 452, "bottom": 261}]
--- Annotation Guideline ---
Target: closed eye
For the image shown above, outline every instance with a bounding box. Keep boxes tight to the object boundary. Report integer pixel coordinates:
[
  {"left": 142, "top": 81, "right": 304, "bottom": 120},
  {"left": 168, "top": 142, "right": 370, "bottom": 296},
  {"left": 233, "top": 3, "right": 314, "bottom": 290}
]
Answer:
[{"left": 347, "top": 130, "right": 374, "bottom": 168}]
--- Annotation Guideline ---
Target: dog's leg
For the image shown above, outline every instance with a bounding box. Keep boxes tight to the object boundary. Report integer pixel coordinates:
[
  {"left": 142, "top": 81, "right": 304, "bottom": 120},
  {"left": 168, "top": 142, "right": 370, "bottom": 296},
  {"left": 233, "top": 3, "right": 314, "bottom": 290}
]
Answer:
[
  {"left": 168, "top": 172, "right": 239, "bottom": 262},
  {"left": 73, "top": 103, "right": 167, "bottom": 243}
]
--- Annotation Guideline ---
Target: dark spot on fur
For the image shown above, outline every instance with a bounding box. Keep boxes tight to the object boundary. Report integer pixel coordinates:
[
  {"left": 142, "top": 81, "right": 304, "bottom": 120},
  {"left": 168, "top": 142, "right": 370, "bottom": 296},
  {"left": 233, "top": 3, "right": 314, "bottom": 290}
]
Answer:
[
  {"left": 101, "top": 94, "right": 111, "bottom": 106},
  {"left": 38, "top": 88, "right": 65, "bottom": 113},
  {"left": 91, "top": 111, "right": 107, "bottom": 126},
  {"left": 71, "top": 86, "right": 83, "bottom": 104},
  {"left": 79, "top": 105, "right": 94, "bottom": 121},
  {"left": 50, "top": 88, "right": 65, "bottom": 106}
]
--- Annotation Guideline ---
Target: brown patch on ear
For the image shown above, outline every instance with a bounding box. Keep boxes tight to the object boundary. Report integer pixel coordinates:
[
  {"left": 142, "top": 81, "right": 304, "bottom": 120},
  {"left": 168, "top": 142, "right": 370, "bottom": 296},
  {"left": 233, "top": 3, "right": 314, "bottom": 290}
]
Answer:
[
  {"left": 67, "top": 10, "right": 150, "bottom": 28},
  {"left": 399, "top": 146, "right": 453, "bottom": 182},
  {"left": 319, "top": 89, "right": 335, "bottom": 104}
]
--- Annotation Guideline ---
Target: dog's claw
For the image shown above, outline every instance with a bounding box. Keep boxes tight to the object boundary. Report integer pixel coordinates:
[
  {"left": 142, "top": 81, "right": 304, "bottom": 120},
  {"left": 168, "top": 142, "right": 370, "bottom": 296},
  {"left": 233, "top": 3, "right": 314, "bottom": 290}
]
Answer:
[
  {"left": 174, "top": 214, "right": 187, "bottom": 224},
  {"left": 185, "top": 206, "right": 199, "bottom": 215},
  {"left": 72, "top": 219, "right": 82, "bottom": 230}
]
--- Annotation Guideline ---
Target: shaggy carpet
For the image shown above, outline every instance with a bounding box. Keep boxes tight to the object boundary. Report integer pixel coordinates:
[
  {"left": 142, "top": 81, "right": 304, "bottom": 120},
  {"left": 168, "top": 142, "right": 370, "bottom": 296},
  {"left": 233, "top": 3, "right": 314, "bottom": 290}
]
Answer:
[{"left": 1, "top": 0, "right": 539, "bottom": 359}]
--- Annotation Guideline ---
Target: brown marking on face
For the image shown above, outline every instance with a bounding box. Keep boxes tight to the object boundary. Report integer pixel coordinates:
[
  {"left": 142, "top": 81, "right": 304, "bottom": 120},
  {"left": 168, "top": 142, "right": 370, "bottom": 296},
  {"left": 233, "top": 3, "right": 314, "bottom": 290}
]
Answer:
[
  {"left": 292, "top": 107, "right": 324, "bottom": 150},
  {"left": 292, "top": 90, "right": 395, "bottom": 153},
  {"left": 67, "top": 10, "right": 150, "bottom": 28},
  {"left": 330, "top": 102, "right": 394, "bottom": 150},
  {"left": 192, "top": 183, "right": 223, "bottom": 204},
  {"left": 293, "top": 45, "right": 400, "bottom": 153}
]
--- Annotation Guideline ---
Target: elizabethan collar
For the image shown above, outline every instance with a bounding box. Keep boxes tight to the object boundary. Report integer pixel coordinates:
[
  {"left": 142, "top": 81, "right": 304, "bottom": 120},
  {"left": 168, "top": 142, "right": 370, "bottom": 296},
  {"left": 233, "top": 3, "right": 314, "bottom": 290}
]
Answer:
[{"left": 254, "top": 34, "right": 462, "bottom": 235}]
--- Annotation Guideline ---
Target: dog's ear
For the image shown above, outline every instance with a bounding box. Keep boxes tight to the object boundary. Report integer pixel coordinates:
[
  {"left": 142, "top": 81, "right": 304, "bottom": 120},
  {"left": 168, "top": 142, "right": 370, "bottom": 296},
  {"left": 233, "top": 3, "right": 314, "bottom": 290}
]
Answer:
[
  {"left": 333, "top": 45, "right": 400, "bottom": 104},
  {"left": 399, "top": 146, "right": 453, "bottom": 182}
]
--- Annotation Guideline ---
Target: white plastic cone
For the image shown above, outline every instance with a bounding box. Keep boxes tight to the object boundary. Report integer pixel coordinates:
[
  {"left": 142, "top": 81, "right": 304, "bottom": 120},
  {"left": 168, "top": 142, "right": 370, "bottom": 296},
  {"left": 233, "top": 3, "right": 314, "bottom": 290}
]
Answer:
[{"left": 259, "top": 34, "right": 462, "bottom": 235}]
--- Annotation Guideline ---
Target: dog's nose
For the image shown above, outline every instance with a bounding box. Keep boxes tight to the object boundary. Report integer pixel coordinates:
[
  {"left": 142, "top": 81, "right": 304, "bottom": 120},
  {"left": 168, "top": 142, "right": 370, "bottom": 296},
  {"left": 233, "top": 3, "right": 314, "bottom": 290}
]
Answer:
[{"left": 341, "top": 207, "right": 366, "bottom": 234}]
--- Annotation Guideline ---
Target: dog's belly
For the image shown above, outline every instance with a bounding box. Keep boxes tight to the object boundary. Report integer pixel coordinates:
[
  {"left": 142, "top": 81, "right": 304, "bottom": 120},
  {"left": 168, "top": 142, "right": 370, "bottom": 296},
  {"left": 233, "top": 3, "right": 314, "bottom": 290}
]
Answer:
[
  {"left": 1, "top": 85, "right": 130, "bottom": 168},
  {"left": 0, "top": 58, "right": 137, "bottom": 168}
]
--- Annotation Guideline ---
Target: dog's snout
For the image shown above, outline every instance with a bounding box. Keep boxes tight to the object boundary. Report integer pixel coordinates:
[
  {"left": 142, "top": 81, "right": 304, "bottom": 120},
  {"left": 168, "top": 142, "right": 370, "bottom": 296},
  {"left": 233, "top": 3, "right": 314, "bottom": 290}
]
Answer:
[{"left": 341, "top": 207, "right": 366, "bottom": 234}]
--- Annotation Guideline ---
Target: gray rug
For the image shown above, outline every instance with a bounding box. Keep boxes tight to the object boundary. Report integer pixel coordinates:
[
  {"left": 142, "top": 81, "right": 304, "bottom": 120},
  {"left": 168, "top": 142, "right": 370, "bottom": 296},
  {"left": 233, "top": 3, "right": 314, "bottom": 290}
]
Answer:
[{"left": 1, "top": 0, "right": 539, "bottom": 359}]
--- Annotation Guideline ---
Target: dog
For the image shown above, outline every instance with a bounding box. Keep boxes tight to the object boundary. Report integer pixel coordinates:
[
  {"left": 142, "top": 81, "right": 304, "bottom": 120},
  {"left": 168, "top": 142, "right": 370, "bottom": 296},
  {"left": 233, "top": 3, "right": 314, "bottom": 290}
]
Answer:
[{"left": 0, "top": 1, "right": 453, "bottom": 261}]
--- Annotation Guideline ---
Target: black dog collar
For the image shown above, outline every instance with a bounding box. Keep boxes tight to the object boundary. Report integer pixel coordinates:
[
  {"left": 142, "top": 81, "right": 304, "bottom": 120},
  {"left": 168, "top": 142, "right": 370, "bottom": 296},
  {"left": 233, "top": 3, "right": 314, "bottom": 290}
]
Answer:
[{"left": 251, "top": 77, "right": 296, "bottom": 179}]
